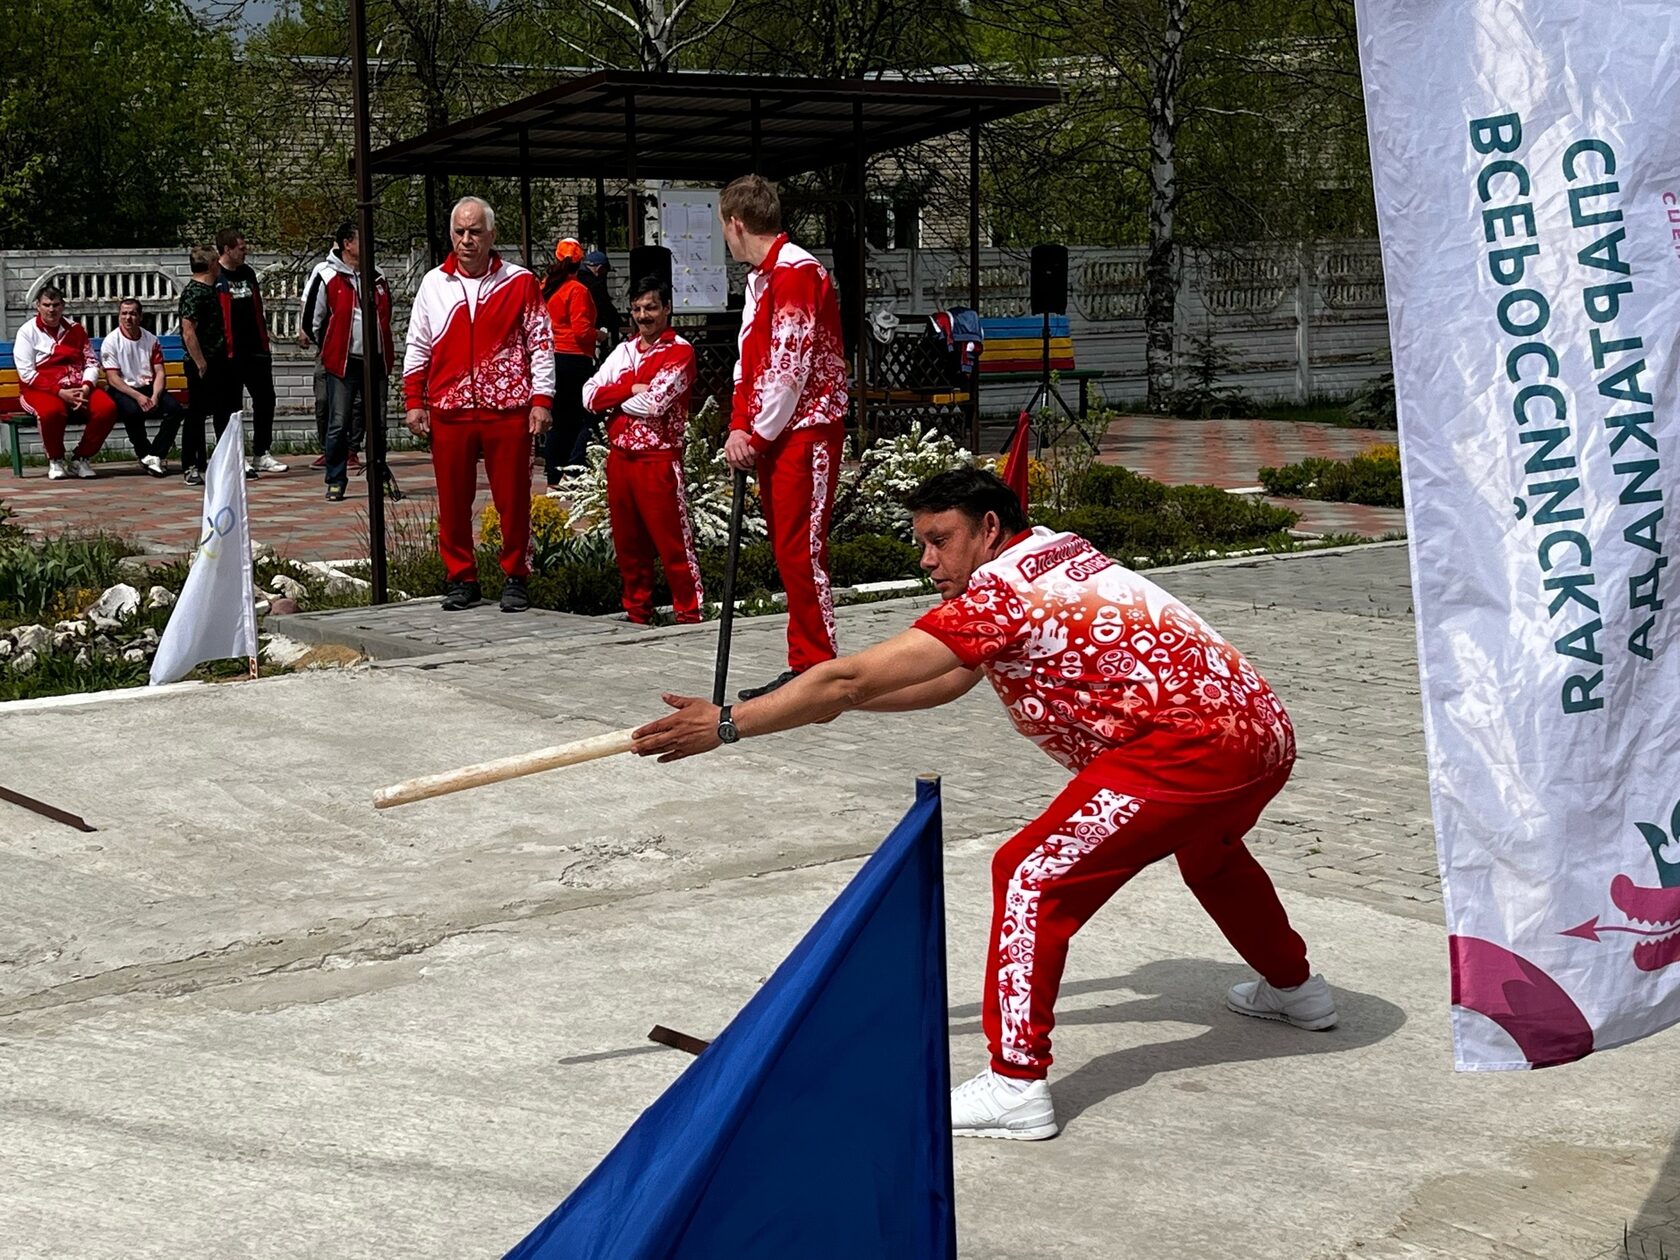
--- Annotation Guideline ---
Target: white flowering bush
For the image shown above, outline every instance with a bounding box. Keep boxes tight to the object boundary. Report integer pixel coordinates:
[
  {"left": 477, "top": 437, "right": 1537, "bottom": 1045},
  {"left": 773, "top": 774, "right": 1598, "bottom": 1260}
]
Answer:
[{"left": 830, "top": 422, "right": 973, "bottom": 541}]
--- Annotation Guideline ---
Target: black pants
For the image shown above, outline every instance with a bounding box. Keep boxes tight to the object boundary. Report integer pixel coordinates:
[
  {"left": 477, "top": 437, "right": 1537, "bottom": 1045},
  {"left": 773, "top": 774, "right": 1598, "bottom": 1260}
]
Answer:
[
  {"left": 313, "top": 362, "right": 329, "bottom": 447},
  {"left": 324, "top": 358, "right": 385, "bottom": 488},
  {"left": 545, "top": 352, "right": 598, "bottom": 483},
  {"left": 111, "top": 390, "right": 185, "bottom": 460},
  {"left": 225, "top": 353, "right": 276, "bottom": 456},
  {"left": 181, "top": 359, "right": 236, "bottom": 472}
]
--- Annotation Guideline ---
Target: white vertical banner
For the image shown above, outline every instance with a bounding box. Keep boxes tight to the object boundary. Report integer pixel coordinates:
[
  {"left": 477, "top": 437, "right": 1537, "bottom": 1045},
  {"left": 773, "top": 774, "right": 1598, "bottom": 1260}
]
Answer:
[
  {"left": 149, "top": 414, "right": 258, "bottom": 686},
  {"left": 1355, "top": 1, "right": 1680, "bottom": 1069}
]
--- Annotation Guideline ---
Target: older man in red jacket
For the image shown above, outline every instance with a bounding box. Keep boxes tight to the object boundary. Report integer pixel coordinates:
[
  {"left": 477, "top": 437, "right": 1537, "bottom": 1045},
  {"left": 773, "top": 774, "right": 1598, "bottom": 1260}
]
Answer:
[
  {"left": 15, "top": 286, "right": 117, "bottom": 480},
  {"left": 403, "top": 196, "right": 554, "bottom": 613}
]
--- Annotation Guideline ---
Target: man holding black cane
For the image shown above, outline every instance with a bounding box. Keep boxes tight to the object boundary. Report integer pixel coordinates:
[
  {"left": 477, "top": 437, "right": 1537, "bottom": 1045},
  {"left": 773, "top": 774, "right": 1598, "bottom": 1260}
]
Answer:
[{"left": 718, "top": 175, "right": 850, "bottom": 700}]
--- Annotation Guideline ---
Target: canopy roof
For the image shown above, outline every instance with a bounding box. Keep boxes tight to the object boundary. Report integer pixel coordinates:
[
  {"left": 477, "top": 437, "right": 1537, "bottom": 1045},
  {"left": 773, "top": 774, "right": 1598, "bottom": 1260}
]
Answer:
[{"left": 366, "top": 71, "right": 1061, "bottom": 181}]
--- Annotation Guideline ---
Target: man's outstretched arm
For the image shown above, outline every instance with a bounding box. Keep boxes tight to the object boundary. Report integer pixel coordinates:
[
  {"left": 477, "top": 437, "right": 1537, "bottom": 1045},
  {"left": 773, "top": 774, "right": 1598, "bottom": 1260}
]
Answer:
[{"left": 632, "top": 628, "right": 964, "bottom": 762}]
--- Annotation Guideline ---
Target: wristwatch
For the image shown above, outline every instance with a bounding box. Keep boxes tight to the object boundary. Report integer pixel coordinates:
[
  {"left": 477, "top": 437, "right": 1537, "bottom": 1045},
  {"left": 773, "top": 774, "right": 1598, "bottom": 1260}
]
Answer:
[{"left": 717, "top": 704, "right": 741, "bottom": 745}]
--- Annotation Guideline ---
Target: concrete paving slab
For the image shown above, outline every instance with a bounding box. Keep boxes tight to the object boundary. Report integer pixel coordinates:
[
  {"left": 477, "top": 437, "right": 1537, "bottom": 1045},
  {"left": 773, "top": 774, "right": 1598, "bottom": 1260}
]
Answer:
[{"left": 2, "top": 543, "right": 1676, "bottom": 1259}]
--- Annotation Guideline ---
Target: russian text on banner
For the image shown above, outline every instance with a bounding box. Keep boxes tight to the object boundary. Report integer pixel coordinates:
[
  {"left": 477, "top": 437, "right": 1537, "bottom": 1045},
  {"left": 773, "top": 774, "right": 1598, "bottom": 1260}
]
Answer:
[
  {"left": 505, "top": 777, "right": 958, "bottom": 1259},
  {"left": 1354, "top": 0, "right": 1680, "bottom": 1068},
  {"left": 149, "top": 414, "right": 257, "bottom": 685}
]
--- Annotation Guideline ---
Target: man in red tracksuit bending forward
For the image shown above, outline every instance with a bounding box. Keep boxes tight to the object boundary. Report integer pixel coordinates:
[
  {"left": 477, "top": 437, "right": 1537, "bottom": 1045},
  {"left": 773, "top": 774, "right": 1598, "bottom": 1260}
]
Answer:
[
  {"left": 633, "top": 467, "right": 1336, "bottom": 1142},
  {"left": 719, "top": 175, "right": 851, "bottom": 699},
  {"left": 404, "top": 196, "right": 554, "bottom": 614},
  {"left": 582, "top": 276, "right": 705, "bottom": 624}
]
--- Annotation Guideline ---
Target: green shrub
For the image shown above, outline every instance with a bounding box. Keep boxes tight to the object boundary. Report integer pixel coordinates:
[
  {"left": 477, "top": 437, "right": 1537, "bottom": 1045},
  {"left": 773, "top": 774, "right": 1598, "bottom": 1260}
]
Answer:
[
  {"left": 1166, "top": 483, "right": 1299, "bottom": 543},
  {"left": 1062, "top": 464, "right": 1170, "bottom": 514},
  {"left": 1346, "top": 374, "right": 1398, "bottom": 429},
  {"left": 1043, "top": 506, "right": 1195, "bottom": 559},
  {"left": 1043, "top": 469, "right": 1299, "bottom": 561},
  {"left": 698, "top": 540, "right": 781, "bottom": 598},
  {"left": 1259, "top": 447, "right": 1403, "bottom": 508},
  {"left": 830, "top": 535, "right": 921, "bottom": 586}
]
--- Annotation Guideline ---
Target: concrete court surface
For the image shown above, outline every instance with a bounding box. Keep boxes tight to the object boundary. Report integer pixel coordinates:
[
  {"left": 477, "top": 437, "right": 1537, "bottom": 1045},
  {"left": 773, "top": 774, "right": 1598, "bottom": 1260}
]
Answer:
[{"left": 2, "top": 543, "right": 1678, "bottom": 1259}]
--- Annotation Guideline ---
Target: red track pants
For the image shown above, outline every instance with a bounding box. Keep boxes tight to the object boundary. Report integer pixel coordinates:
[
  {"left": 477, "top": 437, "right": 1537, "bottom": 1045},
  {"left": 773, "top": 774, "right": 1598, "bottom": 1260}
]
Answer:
[
  {"left": 757, "top": 425, "right": 844, "bottom": 672},
  {"left": 984, "top": 765, "right": 1310, "bottom": 1080},
  {"left": 607, "top": 448, "right": 705, "bottom": 624},
  {"left": 20, "top": 384, "right": 117, "bottom": 461},
  {"left": 430, "top": 409, "right": 532, "bottom": 583}
]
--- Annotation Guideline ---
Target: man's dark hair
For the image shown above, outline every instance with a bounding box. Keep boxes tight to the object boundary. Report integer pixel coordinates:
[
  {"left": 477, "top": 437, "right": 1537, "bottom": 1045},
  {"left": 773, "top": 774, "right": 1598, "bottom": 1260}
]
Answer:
[
  {"left": 629, "top": 275, "right": 671, "bottom": 308},
  {"left": 37, "top": 284, "right": 64, "bottom": 303},
  {"left": 214, "top": 227, "right": 244, "bottom": 254},
  {"left": 334, "top": 220, "right": 357, "bottom": 249},
  {"left": 905, "top": 467, "right": 1028, "bottom": 535}
]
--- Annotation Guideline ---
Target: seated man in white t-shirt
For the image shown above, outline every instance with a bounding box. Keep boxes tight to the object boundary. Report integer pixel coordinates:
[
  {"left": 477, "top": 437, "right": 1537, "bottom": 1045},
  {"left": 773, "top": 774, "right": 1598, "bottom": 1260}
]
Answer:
[{"left": 100, "top": 297, "right": 185, "bottom": 477}]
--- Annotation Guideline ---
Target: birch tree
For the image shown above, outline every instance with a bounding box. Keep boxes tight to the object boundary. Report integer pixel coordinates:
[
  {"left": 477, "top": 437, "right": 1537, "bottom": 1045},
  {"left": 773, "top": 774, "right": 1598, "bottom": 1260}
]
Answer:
[{"left": 980, "top": 0, "right": 1369, "bottom": 409}]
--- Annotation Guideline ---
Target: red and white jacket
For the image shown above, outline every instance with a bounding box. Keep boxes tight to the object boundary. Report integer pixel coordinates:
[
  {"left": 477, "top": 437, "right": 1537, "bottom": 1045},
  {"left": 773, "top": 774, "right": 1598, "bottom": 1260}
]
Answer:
[
  {"left": 730, "top": 235, "right": 848, "bottom": 451},
  {"left": 402, "top": 252, "right": 554, "bottom": 415},
  {"left": 307, "top": 250, "right": 395, "bottom": 377},
  {"left": 15, "top": 316, "right": 99, "bottom": 395},
  {"left": 914, "top": 528, "right": 1296, "bottom": 802},
  {"left": 582, "top": 328, "right": 696, "bottom": 454}
]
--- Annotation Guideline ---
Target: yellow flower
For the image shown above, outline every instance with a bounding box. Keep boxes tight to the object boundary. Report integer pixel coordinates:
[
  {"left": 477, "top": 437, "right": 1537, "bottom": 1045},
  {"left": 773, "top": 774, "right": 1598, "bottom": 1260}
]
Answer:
[{"left": 480, "top": 496, "right": 571, "bottom": 551}]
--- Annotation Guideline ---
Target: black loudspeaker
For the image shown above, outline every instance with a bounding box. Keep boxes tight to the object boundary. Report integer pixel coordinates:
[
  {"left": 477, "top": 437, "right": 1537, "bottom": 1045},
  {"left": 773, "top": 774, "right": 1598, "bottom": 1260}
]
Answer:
[
  {"left": 627, "top": 244, "right": 674, "bottom": 296},
  {"left": 1030, "top": 243, "right": 1069, "bottom": 316}
]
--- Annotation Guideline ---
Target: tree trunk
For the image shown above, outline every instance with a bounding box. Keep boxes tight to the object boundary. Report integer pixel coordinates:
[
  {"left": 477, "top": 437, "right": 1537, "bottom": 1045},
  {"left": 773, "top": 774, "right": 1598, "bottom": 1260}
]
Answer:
[{"left": 1144, "top": 0, "right": 1186, "bottom": 412}]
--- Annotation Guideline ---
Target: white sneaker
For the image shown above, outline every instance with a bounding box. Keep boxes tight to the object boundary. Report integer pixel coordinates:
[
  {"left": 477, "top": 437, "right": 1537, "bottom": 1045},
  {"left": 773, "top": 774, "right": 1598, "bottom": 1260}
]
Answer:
[
  {"left": 70, "top": 457, "right": 97, "bottom": 479},
  {"left": 47, "top": 459, "right": 68, "bottom": 480},
  {"left": 140, "top": 454, "right": 166, "bottom": 476},
  {"left": 950, "top": 1069, "right": 1058, "bottom": 1141},
  {"left": 1227, "top": 973, "right": 1338, "bottom": 1030},
  {"left": 253, "top": 453, "right": 289, "bottom": 473}
]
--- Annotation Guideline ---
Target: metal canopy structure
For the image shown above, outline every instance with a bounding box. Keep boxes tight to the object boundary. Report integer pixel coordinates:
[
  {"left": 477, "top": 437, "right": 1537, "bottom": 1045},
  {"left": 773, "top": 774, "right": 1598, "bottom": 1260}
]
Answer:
[
  {"left": 365, "top": 71, "right": 1061, "bottom": 183},
  {"left": 366, "top": 69, "right": 1060, "bottom": 462}
]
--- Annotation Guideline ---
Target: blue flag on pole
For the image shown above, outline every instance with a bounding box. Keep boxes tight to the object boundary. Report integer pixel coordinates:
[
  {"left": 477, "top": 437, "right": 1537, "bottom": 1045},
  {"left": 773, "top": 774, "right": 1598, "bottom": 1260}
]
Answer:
[{"left": 505, "top": 777, "right": 957, "bottom": 1260}]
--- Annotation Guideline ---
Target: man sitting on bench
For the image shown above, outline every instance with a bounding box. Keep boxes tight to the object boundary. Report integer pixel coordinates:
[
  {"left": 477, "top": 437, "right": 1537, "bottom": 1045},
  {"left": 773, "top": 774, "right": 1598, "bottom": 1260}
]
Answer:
[
  {"left": 101, "top": 296, "right": 183, "bottom": 477},
  {"left": 16, "top": 285, "right": 117, "bottom": 480}
]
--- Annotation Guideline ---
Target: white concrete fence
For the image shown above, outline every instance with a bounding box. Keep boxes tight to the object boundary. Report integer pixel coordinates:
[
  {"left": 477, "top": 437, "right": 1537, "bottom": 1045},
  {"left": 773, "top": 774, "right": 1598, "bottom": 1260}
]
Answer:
[{"left": 0, "top": 241, "right": 1391, "bottom": 458}]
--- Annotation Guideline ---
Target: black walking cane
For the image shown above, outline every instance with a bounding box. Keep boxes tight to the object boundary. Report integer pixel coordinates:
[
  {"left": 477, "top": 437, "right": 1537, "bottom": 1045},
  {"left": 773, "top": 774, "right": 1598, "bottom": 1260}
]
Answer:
[
  {"left": 711, "top": 467, "right": 749, "bottom": 706},
  {"left": 645, "top": 466, "right": 749, "bottom": 1062}
]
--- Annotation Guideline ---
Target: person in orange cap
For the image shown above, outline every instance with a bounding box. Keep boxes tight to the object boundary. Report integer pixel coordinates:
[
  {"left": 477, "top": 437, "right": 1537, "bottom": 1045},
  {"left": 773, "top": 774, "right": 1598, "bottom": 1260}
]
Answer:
[{"left": 543, "top": 237, "right": 598, "bottom": 488}]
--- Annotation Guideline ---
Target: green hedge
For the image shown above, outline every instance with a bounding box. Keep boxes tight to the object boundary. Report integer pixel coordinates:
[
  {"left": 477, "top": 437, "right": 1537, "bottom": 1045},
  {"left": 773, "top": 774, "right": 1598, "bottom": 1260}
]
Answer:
[
  {"left": 1258, "top": 449, "right": 1403, "bottom": 508},
  {"left": 1037, "top": 466, "right": 1299, "bottom": 559}
]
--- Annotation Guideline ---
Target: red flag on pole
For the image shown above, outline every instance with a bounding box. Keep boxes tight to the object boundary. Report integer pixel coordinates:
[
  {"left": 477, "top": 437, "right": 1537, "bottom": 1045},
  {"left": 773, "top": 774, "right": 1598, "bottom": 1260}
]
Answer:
[{"left": 1004, "top": 409, "right": 1031, "bottom": 512}]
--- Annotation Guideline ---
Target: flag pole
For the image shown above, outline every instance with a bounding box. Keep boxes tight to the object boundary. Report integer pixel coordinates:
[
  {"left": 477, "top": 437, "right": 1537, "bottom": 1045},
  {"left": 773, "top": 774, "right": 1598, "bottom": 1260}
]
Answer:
[{"left": 348, "top": 0, "right": 388, "bottom": 604}]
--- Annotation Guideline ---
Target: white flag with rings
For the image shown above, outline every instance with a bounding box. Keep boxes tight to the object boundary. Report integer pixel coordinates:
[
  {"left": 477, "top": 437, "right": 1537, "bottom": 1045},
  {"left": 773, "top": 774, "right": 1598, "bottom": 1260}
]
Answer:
[{"left": 149, "top": 412, "right": 258, "bottom": 686}]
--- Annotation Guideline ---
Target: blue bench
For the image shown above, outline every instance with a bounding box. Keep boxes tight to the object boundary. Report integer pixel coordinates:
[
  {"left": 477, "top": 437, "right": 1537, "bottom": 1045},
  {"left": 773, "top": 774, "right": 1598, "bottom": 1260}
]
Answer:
[{"left": 0, "top": 333, "right": 189, "bottom": 476}]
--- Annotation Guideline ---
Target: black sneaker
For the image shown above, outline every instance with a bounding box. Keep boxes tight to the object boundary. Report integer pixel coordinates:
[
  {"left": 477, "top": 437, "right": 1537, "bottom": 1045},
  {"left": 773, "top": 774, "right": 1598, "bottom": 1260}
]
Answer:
[
  {"left": 441, "top": 581, "right": 483, "bottom": 611},
  {"left": 738, "top": 668, "right": 801, "bottom": 701},
  {"left": 325, "top": 483, "right": 346, "bottom": 502},
  {"left": 183, "top": 468, "right": 204, "bottom": 487},
  {"left": 500, "top": 577, "right": 529, "bottom": 613}
]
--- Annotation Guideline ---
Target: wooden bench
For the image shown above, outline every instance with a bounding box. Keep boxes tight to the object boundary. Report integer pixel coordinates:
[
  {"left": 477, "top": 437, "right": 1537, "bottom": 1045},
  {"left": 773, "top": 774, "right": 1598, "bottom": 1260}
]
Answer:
[
  {"left": 979, "top": 315, "right": 1104, "bottom": 416},
  {"left": 0, "top": 333, "right": 189, "bottom": 476}
]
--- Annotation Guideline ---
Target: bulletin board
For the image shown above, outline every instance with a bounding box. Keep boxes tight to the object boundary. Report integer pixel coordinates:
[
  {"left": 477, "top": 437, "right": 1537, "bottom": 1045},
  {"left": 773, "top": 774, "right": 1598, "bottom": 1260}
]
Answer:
[{"left": 658, "top": 189, "right": 731, "bottom": 312}]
